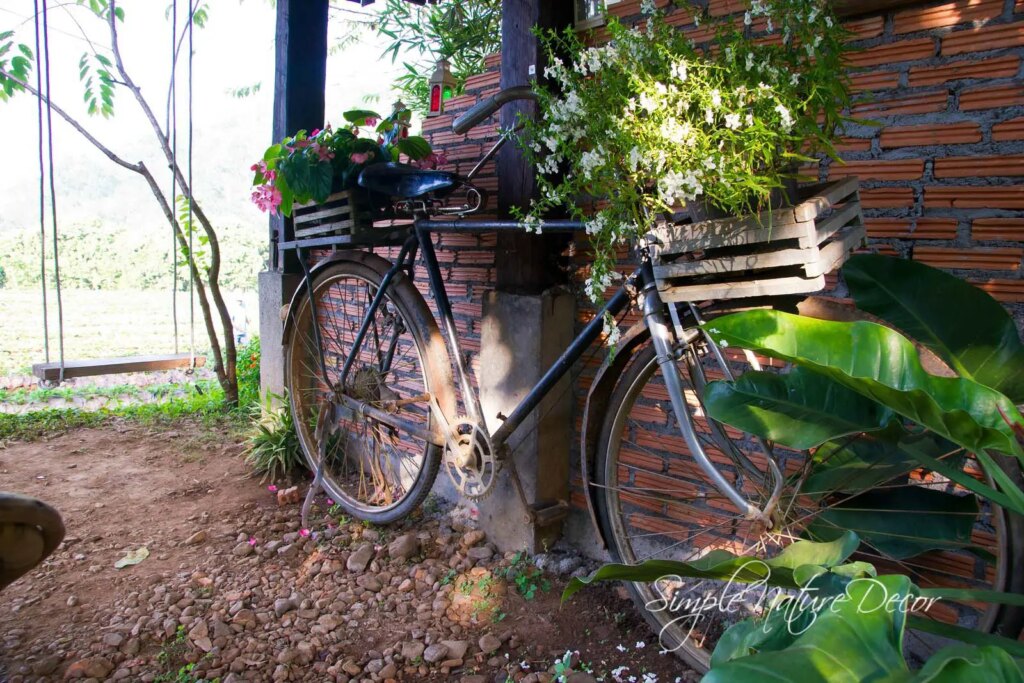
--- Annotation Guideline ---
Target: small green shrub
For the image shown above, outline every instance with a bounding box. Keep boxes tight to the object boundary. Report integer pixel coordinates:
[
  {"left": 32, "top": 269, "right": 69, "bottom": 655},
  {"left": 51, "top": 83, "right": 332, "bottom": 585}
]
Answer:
[
  {"left": 235, "top": 336, "right": 261, "bottom": 411},
  {"left": 244, "top": 391, "right": 302, "bottom": 482}
]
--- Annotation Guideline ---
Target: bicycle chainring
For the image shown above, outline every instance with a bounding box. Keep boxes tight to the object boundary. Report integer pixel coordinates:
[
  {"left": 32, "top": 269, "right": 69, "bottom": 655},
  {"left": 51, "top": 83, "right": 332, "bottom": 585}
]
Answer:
[{"left": 442, "top": 418, "right": 498, "bottom": 500}]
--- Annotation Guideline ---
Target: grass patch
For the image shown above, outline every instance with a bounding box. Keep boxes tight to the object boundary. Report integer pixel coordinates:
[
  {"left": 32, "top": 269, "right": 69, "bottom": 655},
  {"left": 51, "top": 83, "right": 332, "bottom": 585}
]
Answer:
[
  {"left": 0, "top": 379, "right": 222, "bottom": 405},
  {"left": 0, "top": 385, "right": 237, "bottom": 443}
]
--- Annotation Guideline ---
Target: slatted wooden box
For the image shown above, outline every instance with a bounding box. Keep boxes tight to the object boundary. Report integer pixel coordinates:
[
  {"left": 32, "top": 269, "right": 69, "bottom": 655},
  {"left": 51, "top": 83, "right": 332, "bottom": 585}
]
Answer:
[
  {"left": 652, "top": 177, "right": 866, "bottom": 301},
  {"left": 292, "top": 189, "right": 401, "bottom": 247}
]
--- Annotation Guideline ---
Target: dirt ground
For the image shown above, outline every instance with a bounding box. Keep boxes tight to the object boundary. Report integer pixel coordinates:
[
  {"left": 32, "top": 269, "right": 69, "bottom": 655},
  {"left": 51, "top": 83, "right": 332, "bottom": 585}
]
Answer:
[{"left": 0, "top": 422, "right": 696, "bottom": 683}]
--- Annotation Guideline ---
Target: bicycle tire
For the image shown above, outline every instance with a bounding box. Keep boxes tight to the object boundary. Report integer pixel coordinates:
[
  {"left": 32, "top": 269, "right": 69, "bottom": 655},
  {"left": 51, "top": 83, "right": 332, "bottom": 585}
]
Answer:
[
  {"left": 595, "top": 339, "right": 1022, "bottom": 672},
  {"left": 285, "top": 256, "right": 454, "bottom": 525}
]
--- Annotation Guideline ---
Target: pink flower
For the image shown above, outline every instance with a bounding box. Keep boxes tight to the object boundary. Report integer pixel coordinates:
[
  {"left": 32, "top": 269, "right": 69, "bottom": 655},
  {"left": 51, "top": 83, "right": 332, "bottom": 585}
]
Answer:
[
  {"left": 251, "top": 184, "right": 282, "bottom": 213},
  {"left": 413, "top": 152, "right": 448, "bottom": 170},
  {"left": 350, "top": 151, "right": 373, "bottom": 165},
  {"left": 267, "top": 485, "right": 278, "bottom": 492},
  {"left": 326, "top": 498, "right": 335, "bottom": 506},
  {"left": 299, "top": 528, "right": 311, "bottom": 537},
  {"left": 311, "top": 128, "right": 321, "bottom": 136},
  {"left": 248, "top": 536, "right": 257, "bottom": 546},
  {"left": 313, "top": 143, "right": 335, "bottom": 162},
  {"left": 365, "top": 117, "right": 379, "bottom": 127}
]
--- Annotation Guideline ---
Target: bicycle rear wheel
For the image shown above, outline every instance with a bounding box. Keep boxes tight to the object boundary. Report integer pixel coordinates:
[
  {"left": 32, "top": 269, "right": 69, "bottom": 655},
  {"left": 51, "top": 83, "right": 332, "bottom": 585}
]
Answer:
[
  {"left": 285, "top": 256, "right": 454, "bottom": 524},
  {"left": 595, "top": 337, "right": 1023, "bottom": 672}
]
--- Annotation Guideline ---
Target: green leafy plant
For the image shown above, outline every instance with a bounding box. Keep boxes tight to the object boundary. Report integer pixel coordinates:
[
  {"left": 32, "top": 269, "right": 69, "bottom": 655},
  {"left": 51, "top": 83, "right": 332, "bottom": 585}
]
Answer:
[
  {"left": 518, "top": 0, "right": 850, "bottom": 303},
  {"left": 251, "top": 104, "right": 435, "bottom": 216},
  {"left": 244, "top": 391, "right": 302, "bottom": 482},
  {"left": 499, "top": 551, "right": 550, "bottom": 600},
  {"left": 235, "top": 336, "right": 260, "bottom": 411},
  {"left": 373, "top": 0, "right": 501, "bottom": 115}
]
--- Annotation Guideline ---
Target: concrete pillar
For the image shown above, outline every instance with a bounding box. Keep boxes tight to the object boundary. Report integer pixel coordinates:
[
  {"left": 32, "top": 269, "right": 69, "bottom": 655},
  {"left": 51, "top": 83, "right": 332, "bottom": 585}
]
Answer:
[
  {"left": 258, "top": 270, "right": 300, "bottom": 406},
  {"left": 478, "top": 288, "right": 575, "bottom": 552}
]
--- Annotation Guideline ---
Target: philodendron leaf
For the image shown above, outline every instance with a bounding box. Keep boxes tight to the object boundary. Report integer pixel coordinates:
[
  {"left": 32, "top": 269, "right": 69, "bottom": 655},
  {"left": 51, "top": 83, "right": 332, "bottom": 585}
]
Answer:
[
  {"left": 804, "top": 423, "right": 924, "bottom": 498},
  {"left": 702, "top": 366, "right": 894, "bottom": 450},
  {"left": 562, "top": 531, "right": 867, "bottom": 602},
  {"left": 912, "top": 645, "right": 1024, "bottom": 683},
  {"left": 703, "top": 311, "right": 1024, "bottom": 459},
  {"left": 806, "top": 487, "right": 978, "bottom": 560},
  {"left": 703, "top": 575, "right": 913, "bottom": 683},
  {"left": 845, "top": 254, "right": 1024, "bottom": 402}
]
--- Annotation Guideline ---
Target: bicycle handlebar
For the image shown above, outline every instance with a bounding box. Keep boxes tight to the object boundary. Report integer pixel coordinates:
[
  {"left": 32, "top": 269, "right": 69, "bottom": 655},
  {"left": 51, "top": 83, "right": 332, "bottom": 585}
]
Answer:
[{"left": 452, "top": 86, "right": 538, "bottom": 135}]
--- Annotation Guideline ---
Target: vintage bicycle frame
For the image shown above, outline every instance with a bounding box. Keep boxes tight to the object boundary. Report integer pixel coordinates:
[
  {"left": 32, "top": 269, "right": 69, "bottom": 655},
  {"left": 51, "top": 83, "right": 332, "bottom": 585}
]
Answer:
[{"left": 315, "top": 218, "right": 771, "bottom": 522}]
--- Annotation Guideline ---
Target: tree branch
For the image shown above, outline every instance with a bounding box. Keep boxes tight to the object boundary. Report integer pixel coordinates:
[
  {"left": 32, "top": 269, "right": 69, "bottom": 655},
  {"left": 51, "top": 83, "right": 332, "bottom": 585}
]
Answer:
[{"left": 0, "top": 67, "right": 142, "bottom": 174}]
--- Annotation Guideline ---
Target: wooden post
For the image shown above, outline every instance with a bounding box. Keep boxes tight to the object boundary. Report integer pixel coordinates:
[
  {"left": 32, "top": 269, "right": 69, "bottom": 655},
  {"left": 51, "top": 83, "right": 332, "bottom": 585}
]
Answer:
[
  {"left": 495, "top": 0, "right": 574, "bottom": 293},
  {"left": 269, "top": 0, "right": 329, "bottom": 275},
  {"left": 260, "top": 0, "right": 328, "bottom": 405}
]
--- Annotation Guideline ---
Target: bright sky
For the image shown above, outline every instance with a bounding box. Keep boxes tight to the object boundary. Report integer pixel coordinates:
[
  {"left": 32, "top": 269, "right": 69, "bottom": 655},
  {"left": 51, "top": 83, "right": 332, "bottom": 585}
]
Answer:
[{"left": 0, "top": 0, "right": 410, "bottom": 233}]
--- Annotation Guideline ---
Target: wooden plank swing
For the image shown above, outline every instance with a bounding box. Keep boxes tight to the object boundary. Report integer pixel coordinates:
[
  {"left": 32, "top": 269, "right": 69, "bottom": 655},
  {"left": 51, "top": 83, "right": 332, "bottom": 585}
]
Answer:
[{"left": 30, "top": 0, "right": 204, "bottom": 387}]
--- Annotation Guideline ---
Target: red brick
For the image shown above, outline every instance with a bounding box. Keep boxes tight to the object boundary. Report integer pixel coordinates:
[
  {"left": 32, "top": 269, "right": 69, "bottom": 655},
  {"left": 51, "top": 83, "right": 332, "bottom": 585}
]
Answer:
[
  {"left": 894, "top": 0, "right": 1003, "bottom": 34},
  {"left": 860, "top": 187, "right": 916, "bottom": 208},
  {"left": 943, "top": 23, "right": 1024, "bottom": 56},
  {"left": 972, "top": 218, "right": 1024, "bottom": 241},
  {"left": 866, "top": 217, "right": 959, "bottom": 239},
  {"left": 828, "top": 159, "right": 925, "bottom": 181},
  {"left": 845, "top": 38, "right": 935, "bottom": 69},
  {"left": 971, "top": 279, "right": 1024, "bottom": 302},
  {"left": 844, "top": 16, "right": 884, "bottom": 41},
  {"left": 464, "top": 70, "right": 500, "bottom": 91},
  {"left": 909, "top": 56, "right": 1020, "bottom": 86},
  {"left": 925, "top": 185, "right": 1024, "bottom": 209},
  {"left": 914, "top": 246, "right": 1022, "bottom": 270},
  {"left": 853, "top": 91, "right": 948, "bottom": 118},
  {"left": 960, "top": 85, "right": 1024, "bottom": 110},
  {"left": 707, "top": 0, "right": 746, "bottom": 16},
  {"left": 850, "top": 70, "right": 900, "bottom": 92},
  {"left": 993, "top": 117, "right": 1024, "bottom": 141},
  {"left": 1017, "top": 0, "right": 1024, "bottom": 13},
  {"left": 935, "top": 155, "right": 1024, "bottom": 178},
  {"left": 880, "top": 122, "right": 982, "bottom": 147},
  {"left": 834, "top": 136, "right": 873, "bottom": 152}
]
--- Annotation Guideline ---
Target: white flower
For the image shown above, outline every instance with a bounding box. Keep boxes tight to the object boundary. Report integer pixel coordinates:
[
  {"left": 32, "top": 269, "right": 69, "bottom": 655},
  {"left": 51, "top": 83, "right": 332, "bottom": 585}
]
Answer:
[
  {"left": 710, "top": 89, "right": 722, "bottom": 107},
  {"left": 704, "top": 107, "right": 714, "bottom": 124},
  {"left": 775, "top": 102, "right": 793, "bottom": 131},
  {"left": 585, "top": 213, "right": 608, "bottom": 236},
  {"left": 745, "top": 52, "right": 755, "bottom": 71},
  {"left": 639, "top": 91, "right": 659, "bottom": 113},
  {"left": 766, "top": 17, "right": 774, "bottom": 32},
  {"left": 640, "top": 0, "right": 657, "bottom": 15},
  {"left": 520, "top": 661, "right": 531, "bottom": 670},
  {"left": 719, "top": 339, "right": 729, "bottom": 348},
  {"left": 743, "top": 11, "right": 752, "bottom": 25},
  {"left": 790, "top": 72, "right": 800, "bottom": 86},
  {"left": 642, "top": 673, "right": 658, "bottom": 683},
  {"left": 615, "top": 644, "right": 626, "bottom": 653},
  {"left": 745, "top": 112, "right": 754, "bottom": 126},
  {"left": 579, "top": 146, "right": 606, "bottom": 179},
  {"left": 628, "top": 146, "right": 643, "bottom": 173},
  {"left": 635, "top": 641, "right": 646, "bottom": 649},
  {"left": 724, "top": 112, "right": 741, "bottom": 129},
  {"left": 671, "top": 59, "right": 688, "bottom": 82},
  {"left": 826, "top": 16, "right": 834, "bottom": 27},
  {"left": 521, "top": 214, "right": 544, "bottom": 234},
  {"left": 603, "top": 315, "right": 621, "bottom": 348}
]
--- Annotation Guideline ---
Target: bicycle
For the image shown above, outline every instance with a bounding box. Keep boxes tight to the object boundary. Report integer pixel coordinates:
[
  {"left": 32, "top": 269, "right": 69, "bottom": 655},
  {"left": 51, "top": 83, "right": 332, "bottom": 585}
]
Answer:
[{"left": 280, "top": 87, "right": 1023, "bottom": 671}]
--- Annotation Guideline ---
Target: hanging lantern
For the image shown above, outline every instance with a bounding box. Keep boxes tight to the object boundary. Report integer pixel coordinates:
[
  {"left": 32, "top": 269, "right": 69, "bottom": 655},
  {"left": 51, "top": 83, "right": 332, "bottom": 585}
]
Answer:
[{"left": 427, "top": 58, "right": 456, "bottom": 118}]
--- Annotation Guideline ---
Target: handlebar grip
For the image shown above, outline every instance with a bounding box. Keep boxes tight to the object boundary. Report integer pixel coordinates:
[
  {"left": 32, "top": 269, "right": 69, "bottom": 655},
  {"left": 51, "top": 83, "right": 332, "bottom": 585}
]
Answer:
[{"left": 452, "top": 86, "right": 538, "bottom": 135}]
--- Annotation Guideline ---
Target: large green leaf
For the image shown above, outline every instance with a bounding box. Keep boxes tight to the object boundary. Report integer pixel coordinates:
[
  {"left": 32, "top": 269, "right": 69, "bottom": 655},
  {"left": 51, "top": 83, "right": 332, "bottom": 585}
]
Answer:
[
  {"left": 702, "top": 366, "right": 894, "bottom": 450},
  {"left": 845, "top": 254, "right": 1024, "bottom": 402},
  {"left": 804, "top": 423, "right": 923, "bottom": 498},
  {"left": 913, "top": 645, "right": 1024, "bottom": 683},
  {"left": 703, "top": 311, "right": 1024, "bottom": 458},
  {"left": 563, "top": 531, "right": 869, "bottom": 602},
  {"left": 806, "top": 487, "right": 978, "bottom": 560},
  {"left": 703, "top": 575, "right": 912, "bottom": 683}
]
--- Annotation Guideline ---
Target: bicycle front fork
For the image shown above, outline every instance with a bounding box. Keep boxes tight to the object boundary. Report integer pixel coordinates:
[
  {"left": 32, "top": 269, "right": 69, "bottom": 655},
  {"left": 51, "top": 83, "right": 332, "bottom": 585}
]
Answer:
[{"left": 637, "top": 261, "right": 778, "bottom": 526}]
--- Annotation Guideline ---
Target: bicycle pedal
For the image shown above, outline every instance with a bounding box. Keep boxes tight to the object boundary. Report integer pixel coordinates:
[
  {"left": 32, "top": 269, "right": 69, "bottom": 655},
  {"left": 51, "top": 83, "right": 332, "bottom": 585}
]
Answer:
[{"left": 530, "top": 500, "right": 570, "bottom": 526}]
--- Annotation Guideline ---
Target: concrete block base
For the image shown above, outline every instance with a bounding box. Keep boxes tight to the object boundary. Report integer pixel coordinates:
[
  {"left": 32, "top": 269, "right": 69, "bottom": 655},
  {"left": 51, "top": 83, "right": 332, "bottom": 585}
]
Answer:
[
  {"left": 477, "top": 288, "right": 575, "bottom": 553},
  {"left": 258, "top": 270, "right": 300, "bottom": 407}
]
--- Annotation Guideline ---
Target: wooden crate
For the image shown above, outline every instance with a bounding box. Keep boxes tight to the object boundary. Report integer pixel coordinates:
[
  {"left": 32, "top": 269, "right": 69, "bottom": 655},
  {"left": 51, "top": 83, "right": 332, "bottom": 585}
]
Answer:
[
  {"left": 292, "top": 189, "right": 402, "bottom": 246},
  {"left": 652, "top": 177, "right": 866, "bottom": 301}
]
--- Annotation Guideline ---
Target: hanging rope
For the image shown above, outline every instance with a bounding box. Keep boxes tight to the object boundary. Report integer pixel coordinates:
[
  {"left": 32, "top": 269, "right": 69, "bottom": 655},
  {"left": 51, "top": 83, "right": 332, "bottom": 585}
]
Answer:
[
  {"left": 32, "top": 0, "right": 48, "bottom": 365},
  {"left": 187, "top": 0, "right": 196, "bottom": 369},
  {"left": 170, "top": 0, "right": 179, "bottom": 355},
  {"left": 40, "top": 0, "right": 65, "bottom": 383}
]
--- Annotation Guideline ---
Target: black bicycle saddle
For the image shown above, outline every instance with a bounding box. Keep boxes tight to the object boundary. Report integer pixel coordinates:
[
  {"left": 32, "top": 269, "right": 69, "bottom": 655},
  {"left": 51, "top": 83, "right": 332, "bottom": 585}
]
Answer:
[{"left": 358, "top": 162, "right": 458, "bottom": 199}]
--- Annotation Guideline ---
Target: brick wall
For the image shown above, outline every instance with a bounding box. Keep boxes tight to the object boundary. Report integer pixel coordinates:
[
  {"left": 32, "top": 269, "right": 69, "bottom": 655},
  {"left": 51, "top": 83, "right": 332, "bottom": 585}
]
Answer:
[{"left": 415, "top": 0, "right": 1024, "bottom": 540}]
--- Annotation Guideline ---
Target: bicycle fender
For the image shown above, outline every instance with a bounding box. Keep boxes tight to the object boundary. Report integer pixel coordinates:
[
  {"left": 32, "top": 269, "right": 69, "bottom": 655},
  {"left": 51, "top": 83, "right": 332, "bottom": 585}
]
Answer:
[{"left": 579, "top": 319, "right": 651, "bottom": 551}]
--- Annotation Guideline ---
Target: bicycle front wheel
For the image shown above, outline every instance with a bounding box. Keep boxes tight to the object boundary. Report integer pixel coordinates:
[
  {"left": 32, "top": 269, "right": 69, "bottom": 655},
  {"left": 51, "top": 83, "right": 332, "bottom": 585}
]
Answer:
[
  {"left": 596, "top": 339, "right": 1022, "bottom": 672},
  {"left": 285, "top": 257, "right": 453, "bottom": 524}
]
